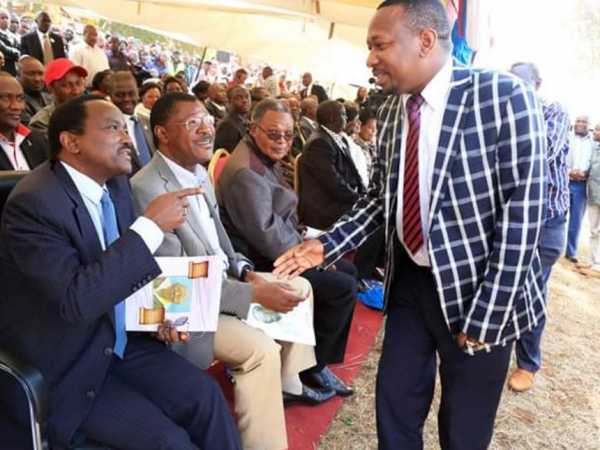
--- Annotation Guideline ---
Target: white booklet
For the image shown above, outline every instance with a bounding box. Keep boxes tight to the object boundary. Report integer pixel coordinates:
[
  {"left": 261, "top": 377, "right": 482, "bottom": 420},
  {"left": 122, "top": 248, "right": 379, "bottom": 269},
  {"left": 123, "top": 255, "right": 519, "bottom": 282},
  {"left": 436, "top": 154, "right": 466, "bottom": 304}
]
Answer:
[
  {"left": 243, "top": 274, "right": 316, "bottom": 346},
  {"left": 125, "top": 256, "right": 223, "bottom": 332}
]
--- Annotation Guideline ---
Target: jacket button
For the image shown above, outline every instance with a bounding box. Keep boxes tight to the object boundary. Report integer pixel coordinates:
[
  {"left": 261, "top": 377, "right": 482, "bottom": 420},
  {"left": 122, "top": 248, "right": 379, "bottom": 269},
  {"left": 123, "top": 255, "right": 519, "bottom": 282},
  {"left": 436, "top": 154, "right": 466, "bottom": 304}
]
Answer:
[
  {"left": 104, "top": 347, "right": 113, "bottom": 357},
  {"left": 85, "top": 389, "right": 96, "bottom": 399}
]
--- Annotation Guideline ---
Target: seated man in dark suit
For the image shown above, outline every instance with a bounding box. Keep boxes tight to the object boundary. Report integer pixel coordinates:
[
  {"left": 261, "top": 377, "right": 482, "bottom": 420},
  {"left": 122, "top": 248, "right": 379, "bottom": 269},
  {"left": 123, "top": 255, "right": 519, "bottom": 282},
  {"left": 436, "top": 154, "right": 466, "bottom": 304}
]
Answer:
[
  {"left": 299, "top": 99, "right": 366, "bottom": 230},
  {"left": 214, "top": 85, "right": 250, "bottom": 152},
  {"left": 298, "top": 96, "right": 318, "bottom": 144},
  {"left": 0, "top": 95, "right": 241, "bottom": 450},
  {"left": 299, "top": 100, "right": 383, "bottom": 282},
  {"left": 19, "top": 12, "right": 66, "bottom": 65},
  {"left": 0, "top": 72, "right": 46, "bottom": 170},
  {"left": 216, "top": 99, "right": 357, "bottom": 399},
  {"left": 17, "top": 56, "right": 52, "bottom": 124}
]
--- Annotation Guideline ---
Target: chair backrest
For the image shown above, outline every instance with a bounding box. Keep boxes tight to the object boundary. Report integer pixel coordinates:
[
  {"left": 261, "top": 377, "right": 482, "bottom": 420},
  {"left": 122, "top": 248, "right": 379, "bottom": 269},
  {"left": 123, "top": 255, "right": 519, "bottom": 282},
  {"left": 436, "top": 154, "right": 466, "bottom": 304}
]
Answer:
[
  {"left": 208, "top": 148, "right": 230, "bottom": 185},
  {"left": 293, "top": 153, "right": 302, "bottom": 194},
  {"left": 0, "top": 171, "right": 27, "bottom": 218}
]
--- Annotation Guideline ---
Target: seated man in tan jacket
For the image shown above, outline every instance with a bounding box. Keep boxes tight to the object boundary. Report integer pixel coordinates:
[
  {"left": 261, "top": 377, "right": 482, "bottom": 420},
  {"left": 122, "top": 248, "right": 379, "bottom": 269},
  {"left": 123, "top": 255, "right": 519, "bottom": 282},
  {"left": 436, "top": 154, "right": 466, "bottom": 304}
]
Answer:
[{"left": 131, "top": 92, "right": 335, "bottom": 450}]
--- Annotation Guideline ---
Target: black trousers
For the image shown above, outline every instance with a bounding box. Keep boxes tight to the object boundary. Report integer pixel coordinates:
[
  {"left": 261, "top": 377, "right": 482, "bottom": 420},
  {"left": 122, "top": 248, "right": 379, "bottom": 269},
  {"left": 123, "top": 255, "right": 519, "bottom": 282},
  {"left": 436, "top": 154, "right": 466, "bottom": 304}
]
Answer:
[
  {"left": 301, "top": 259, "right": 357, "bottom": 371},
  {"left": 76, "top": 335, "right": 241, "bottom": 450},
  {"left": 376, "top": 243, "right": 511, "bottom": 450},
  {"left": 353, "top": 227, "right": 385, "bottom": 279}
]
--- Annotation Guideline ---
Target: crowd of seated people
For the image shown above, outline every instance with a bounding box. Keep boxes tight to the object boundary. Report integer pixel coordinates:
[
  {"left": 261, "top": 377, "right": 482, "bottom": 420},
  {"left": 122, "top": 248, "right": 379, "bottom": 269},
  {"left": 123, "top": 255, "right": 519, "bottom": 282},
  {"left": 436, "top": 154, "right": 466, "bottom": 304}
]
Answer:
[{"left": 0, "top": 8, "right": 385, "bottom": 450}]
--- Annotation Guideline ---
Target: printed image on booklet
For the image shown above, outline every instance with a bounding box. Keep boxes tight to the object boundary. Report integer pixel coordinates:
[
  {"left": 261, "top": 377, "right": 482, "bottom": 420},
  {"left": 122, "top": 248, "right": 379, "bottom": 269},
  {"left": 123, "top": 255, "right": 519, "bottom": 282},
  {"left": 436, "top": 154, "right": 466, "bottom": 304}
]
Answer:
[{"left": 125, "top": 256, "right": 222, "bottom": 332}]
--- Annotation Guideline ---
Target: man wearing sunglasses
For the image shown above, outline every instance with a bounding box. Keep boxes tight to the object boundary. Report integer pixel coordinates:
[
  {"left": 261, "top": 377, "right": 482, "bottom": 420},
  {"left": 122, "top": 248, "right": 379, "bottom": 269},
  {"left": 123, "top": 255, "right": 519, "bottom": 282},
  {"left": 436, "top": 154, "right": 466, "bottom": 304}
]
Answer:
[{"left": 216, "top": 98, "right": 358, "bottom": 401}]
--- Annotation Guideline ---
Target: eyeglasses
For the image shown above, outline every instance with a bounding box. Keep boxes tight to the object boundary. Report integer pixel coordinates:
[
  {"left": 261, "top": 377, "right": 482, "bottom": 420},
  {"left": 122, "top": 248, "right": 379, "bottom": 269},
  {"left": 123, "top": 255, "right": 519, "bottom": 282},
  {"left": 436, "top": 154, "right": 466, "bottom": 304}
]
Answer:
[
  {"left": 173, "top": 114, "right": 215, "bottom": 132},
  {"left": 256, "top": 125, "right": 294, "bottom": 142}
]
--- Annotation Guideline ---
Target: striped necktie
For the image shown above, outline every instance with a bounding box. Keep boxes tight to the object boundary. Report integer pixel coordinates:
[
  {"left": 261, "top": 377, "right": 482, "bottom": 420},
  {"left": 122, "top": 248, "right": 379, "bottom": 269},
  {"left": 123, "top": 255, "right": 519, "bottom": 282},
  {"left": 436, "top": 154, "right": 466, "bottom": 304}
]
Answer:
[{"left": 402, "top": 94, "right": 425, "bottom": 255}]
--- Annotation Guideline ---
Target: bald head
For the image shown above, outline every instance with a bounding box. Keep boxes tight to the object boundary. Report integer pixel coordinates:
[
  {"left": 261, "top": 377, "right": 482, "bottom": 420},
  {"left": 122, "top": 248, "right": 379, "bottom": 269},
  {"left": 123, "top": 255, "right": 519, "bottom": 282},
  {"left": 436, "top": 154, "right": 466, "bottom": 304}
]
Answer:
[
  {"left": 83, "top": 24, "right": 99, "bottom": 47},
  {"left": 510, "top": 62, "right": 541, "bottom": 90},
  {"left": 208, "top": 83, "right": 227, "bottom": 105},
  {"left": 316, "top": 100, "right": 346, "bottom": 133},
  {"left": 574, "top": 115, "right": 590, "bottom": 137},
  {"left": 300, "top": 97, "right": 318, "bottom": 120}
]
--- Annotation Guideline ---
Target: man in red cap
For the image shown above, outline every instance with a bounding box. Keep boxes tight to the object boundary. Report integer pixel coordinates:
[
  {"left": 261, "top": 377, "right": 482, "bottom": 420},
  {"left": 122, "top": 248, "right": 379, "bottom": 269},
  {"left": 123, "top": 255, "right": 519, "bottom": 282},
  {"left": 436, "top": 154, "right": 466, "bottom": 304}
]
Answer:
[{"left": 29, "top": 58, "right": 86, "bottom": 134}]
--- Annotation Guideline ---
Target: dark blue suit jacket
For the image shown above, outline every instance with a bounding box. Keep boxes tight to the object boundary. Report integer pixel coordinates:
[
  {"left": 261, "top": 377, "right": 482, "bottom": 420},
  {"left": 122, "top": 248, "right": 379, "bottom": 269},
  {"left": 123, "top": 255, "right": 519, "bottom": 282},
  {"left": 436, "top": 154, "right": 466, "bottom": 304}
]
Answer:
[{"left": 0, "top": 161, "right": 160, "bottom": 446}]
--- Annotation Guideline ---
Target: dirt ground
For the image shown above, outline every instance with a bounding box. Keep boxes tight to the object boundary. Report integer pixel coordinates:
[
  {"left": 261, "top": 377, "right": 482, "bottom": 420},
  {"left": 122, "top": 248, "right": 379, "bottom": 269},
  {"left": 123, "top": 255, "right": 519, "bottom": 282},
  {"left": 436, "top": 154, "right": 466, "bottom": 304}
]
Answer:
[{"left": 319, "top": 229, "right": 600, "bottom": 450}]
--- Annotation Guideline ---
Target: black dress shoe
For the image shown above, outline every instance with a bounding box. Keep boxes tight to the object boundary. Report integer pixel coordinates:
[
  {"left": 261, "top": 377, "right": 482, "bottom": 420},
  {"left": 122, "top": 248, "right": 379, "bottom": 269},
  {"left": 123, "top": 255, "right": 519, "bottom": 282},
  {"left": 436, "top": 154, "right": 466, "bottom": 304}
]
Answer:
[
  {"left": 283, "top": 384, "right": 336, "bottom": 406},
  {"left": 303, "top": 367, "right": 354, "bottom": 397}
]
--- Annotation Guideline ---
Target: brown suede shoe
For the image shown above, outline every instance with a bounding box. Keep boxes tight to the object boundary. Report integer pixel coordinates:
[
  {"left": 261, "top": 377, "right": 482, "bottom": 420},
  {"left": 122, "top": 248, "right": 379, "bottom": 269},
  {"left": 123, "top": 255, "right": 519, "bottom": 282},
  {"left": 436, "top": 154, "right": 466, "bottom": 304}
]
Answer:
[{"left": 508, "top": 368, "right": 535, "bottom": 392}]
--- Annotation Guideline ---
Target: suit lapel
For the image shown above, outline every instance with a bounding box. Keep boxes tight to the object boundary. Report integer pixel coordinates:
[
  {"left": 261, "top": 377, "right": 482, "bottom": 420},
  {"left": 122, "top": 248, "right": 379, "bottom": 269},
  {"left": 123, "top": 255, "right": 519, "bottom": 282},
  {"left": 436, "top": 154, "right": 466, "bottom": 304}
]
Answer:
[
  {"left": 427, "top": 66, "right": 473, "bottom": 230},
  {"left": 52, "top": 161, "right": 104, "bottom": 260},
  {"left": 381, "top": 95, "right": 403, "bottom": 239},
  {"left": 153, "top": 155, "right": 215, "bottom": 253},
  {"left": 0, "top": 144, "right": 11, "bottom": 169}
]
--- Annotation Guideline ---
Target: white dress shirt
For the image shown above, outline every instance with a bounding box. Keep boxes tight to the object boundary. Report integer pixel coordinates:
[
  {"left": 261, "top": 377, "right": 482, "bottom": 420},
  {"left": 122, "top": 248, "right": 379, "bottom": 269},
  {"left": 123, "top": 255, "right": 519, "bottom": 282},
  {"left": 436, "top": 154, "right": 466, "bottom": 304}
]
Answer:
[
  {"left": 61, "top": 161, "right": 163, "bottom": 252},
  {"left": 69, "top": 43, "right": 109, "bottom": 86},
  {"left": 158, "top": 152, "right": 230, "bottom": 271},
  {"left": 395, "top": 57, "right": 454, "bottom": 267},
  {"left": 0, "top": 130, "right": 30, "bottom": 171},
  {"left": 567, "top": 133, "right": 594, "bottom": 174}
]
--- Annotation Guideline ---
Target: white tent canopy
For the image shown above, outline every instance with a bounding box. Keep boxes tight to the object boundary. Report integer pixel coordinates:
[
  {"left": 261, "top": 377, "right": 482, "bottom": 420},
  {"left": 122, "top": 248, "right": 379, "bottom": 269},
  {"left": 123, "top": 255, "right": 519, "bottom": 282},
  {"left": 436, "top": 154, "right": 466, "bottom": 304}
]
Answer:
[{"left": 48, "top": 0, "right": 380, "bottom": 86}]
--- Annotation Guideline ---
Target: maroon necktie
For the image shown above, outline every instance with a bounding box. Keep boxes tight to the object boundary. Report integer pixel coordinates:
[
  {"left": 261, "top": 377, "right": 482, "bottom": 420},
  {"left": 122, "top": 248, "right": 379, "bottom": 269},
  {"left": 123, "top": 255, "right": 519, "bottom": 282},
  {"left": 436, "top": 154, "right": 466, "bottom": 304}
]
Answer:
[{"left": 402, "top": 94, "right": 425, "bottom": 255}]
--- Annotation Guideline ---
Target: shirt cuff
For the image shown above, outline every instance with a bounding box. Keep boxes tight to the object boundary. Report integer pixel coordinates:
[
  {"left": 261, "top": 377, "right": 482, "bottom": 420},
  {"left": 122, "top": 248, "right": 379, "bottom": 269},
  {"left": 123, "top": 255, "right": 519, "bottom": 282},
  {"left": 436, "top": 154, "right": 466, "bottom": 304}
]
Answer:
[
  {"left": 130, "top": 216, "right": 164, "bottom": 254},
  {"left": 236, "top": 261, "right": 252, "bottom": 280}
]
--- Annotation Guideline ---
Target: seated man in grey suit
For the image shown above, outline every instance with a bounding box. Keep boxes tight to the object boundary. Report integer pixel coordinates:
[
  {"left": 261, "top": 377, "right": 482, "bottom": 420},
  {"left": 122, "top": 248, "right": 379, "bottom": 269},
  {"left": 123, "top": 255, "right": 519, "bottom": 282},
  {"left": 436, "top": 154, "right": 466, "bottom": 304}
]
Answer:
[{"left": 131, "top": 92, "right": 335, "bottom": 450}]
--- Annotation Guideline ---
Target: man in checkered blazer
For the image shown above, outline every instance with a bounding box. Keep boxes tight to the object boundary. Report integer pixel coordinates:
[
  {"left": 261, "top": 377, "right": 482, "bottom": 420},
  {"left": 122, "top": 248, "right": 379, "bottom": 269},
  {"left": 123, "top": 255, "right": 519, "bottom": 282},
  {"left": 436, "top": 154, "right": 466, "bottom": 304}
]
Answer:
[{"left": 274, "top": 0, "right": 546, "bottom": 449}]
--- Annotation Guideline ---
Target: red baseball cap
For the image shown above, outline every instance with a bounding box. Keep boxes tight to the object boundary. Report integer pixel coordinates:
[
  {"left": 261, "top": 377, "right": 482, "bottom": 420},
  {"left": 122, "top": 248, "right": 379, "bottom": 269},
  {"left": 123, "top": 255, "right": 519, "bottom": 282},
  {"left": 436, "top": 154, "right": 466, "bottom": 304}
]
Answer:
[{"left": 44, "top": 58, "right": 88, "bottom": 87}]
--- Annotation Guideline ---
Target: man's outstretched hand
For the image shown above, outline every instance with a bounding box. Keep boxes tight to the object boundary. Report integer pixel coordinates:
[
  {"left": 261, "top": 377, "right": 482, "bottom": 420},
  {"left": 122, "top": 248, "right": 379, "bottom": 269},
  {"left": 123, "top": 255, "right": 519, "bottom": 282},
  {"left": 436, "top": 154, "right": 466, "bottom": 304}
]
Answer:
[{"left": 273, "top": 239, "right": 325, "bottom": 278}]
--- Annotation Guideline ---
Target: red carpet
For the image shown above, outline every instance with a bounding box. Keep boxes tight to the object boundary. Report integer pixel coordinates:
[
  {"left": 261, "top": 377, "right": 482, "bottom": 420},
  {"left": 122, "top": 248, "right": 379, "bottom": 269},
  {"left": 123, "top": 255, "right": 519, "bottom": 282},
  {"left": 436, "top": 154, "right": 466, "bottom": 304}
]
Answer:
[{"left": 210, "top": 301, "right": 384, "bottom": 450}]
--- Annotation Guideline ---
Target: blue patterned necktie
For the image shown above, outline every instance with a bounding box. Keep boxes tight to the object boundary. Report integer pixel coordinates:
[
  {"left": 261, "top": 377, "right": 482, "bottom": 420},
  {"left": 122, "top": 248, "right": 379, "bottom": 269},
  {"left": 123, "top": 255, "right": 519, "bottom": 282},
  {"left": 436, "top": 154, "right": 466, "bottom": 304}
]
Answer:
[
  {"left": 130, "top": 116, "right": 151, "bottom": 166},
  {"left": 100, "top": 190, "right": 128, "bottom": 358}
]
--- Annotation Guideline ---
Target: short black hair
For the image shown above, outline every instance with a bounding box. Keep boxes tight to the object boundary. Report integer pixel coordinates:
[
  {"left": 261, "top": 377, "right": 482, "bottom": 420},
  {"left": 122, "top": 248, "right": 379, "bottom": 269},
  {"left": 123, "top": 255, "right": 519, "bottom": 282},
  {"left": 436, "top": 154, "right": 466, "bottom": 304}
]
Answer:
[
  {"left": 48, "top": 95, "right": 106, "bottom": 159},
  {"left": 163, "top": 76, "right": 183, "bottom": 90},
  {"left": 150, "top": 92, "right": 198, "bottom": 147},
  {"left": 140, "top": 81, "right": 162, "bottom": 98},
  {"left": 377, "top": 0, "right": 451, "bottom": 49},
  {"left": 91, "top": 69, "right": 113, "bottom": 92},
  {"left": 359, "top": 107, "right": 376, "bottom": 124},
  {"left": 345, "top": 101, "right": 359, "bottom": 122},
  {"left": 192, "top": 80, "right": 210, "bottom": 98}
]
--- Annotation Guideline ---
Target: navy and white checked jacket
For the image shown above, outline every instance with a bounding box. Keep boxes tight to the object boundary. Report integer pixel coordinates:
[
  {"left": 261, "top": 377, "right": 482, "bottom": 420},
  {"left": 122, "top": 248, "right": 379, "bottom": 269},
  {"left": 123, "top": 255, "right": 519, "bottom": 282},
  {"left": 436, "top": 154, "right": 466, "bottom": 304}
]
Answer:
[{"left": 319, "top": 65, "right": 547, "bottom": 346}]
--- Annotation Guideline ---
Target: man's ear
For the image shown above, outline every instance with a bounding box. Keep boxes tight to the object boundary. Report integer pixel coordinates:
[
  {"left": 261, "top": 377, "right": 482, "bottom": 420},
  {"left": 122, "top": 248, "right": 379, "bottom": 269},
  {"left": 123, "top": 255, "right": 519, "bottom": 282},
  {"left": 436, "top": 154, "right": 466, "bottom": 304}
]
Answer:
[
  {"left": 154, "top": 125, "right": 168, "bottom": 147},
  {"left": 59, "top": 131, "right": 81, "bottom": 155},
  {"left": 419, "top": 28, "right": 437, "bottom": 57},
  {"left": 249, "top": 123, "right": 258, "bottom": 139}
]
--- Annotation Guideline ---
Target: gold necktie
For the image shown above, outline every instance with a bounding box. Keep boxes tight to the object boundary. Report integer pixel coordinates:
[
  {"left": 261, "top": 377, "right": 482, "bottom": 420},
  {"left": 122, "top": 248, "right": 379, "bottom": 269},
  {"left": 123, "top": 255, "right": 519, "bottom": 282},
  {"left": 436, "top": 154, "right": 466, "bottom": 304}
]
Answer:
[{"left": 42, "top": 34, "right": 53, "bottom": 65}]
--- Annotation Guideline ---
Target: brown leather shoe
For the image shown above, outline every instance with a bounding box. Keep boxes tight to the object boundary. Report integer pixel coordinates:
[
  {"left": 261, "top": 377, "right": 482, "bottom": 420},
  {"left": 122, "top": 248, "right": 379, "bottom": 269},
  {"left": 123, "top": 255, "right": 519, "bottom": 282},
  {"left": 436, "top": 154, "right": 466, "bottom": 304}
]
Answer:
[{"left": 508, "top": 368, "right": 535, "bottom": 392}]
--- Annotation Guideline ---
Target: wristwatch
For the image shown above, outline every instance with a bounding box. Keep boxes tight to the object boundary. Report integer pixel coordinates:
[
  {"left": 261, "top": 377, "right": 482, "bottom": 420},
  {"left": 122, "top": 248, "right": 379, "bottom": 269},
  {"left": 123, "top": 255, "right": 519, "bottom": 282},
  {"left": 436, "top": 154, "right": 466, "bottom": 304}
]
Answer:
[{"left": 241, "top": 265, "right": 251, "bottom": 282}]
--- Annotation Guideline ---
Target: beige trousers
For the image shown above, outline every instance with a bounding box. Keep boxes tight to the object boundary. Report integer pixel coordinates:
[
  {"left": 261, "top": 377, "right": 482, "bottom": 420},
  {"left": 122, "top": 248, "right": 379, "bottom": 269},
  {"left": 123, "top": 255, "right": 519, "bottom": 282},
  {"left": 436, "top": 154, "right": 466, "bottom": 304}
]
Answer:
[
  {"left": 589, "top": 204, "right": 600, "bottom": 267},
  {"left": 213, "top": 274, "right": 315, "bottom": 450}
]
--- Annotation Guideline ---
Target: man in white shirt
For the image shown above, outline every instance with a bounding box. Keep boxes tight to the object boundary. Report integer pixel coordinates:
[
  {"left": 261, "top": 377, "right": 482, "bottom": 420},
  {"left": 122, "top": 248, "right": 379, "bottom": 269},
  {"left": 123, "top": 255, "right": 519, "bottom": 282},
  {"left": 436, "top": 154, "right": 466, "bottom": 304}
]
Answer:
[
  {"left": 69, "top": 25, "right": 109, "bottom": 87},
  {"left": 274, "top": 1, "right": 546, "bottom": 448},
  {"left": 131, "top": 92, "right": 333, "bottom": 450},
  {"left": 566, "top": 115, "right": 594, "bottom": 262},
  {"left": 261, "top": 66, "right": 280, "bottom": 98}
]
